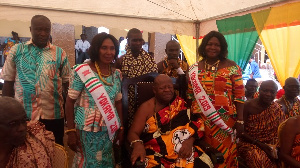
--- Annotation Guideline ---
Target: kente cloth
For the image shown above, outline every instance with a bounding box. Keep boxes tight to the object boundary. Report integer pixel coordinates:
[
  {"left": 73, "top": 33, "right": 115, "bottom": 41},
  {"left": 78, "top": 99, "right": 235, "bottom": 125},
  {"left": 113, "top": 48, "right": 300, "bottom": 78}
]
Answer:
[
  {"left": 0, "top": 40, "right": 70, "bottom": 120},
  {"left": 72, "top": 130, "right": 114, "bottom": 168},
  {"left": 3, "top": 38, "right": 19, "bottom": 57},
  {"left": 6, "top": 121, "right": 55, "bottom": 168},
  {"left": 284, "top": 98, "right": 300, "bottom": 119},
  {"left": 187, "top": 65, "right": 245, "bottom": 168},
  {"left": 238, "top": 102, "right": 285, "bottom": 168},
  {"left": 162, "top": 57, "right": 188, "bottom": 78},
  {"left": 278, "top": 119, "right": 300, "bottom": 163},
  {"left": 120, "top": 48, "right": 158, "bottom": 78},
  {"left": 141, "top": 96, "right": 213, "bottom": 168},
  {"left": 291, "top": 134, "right": 300, "bottom": 162},
  {"left": 68, "top": 64, "right": 122, "bottom": 132}
]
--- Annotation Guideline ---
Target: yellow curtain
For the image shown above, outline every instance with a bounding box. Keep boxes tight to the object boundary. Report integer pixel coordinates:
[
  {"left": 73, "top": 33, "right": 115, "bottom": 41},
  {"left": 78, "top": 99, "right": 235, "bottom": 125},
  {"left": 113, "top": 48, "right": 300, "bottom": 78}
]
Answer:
[
  {"left": 176, "top": 34, "right": 203, "bottom": 66},
  {"left": 251, "top": 2, "right": 300, "bottom": 86}
]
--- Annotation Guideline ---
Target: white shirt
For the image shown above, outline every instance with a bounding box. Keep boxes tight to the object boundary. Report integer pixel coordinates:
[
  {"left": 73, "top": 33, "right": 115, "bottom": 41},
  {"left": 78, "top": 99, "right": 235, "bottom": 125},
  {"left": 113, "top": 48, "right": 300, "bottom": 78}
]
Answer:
[{"left": 75, "top": 40, "right": 90, "bottom": 52}]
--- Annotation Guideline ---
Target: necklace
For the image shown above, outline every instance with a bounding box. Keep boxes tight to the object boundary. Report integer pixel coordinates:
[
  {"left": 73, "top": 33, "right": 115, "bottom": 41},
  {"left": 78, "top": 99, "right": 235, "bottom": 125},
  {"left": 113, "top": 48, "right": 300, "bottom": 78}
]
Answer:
[
  {"left": 282, "top": 95, "right": 296, "bottom": 117},
  {"left": 202, "top": 60, "right": 220, "bottom": 94},
  {"left": 95, "top": 62, "right": 113, "bottom": 86},
  {"left": 205, "top": 60, "right": 220, "bottom": 71},
  {"left": 153, "top": 99, "right": 172, "bottom": 135}
]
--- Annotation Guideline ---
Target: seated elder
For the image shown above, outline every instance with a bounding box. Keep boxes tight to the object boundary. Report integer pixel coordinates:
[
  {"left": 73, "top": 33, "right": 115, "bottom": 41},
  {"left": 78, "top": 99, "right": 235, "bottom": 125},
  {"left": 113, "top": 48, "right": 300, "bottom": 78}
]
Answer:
[
  {"left": 0, "top": 97, "right": 55, "bottom": 168},
  {"left": 278, "top": 115, "right": 300, "bottom": 167},
  {"left": 239, "top": 80, "right": 285, "bottom": 168},
  {"left": 127, "top": 74, "right": 213, "bottom": 168}
]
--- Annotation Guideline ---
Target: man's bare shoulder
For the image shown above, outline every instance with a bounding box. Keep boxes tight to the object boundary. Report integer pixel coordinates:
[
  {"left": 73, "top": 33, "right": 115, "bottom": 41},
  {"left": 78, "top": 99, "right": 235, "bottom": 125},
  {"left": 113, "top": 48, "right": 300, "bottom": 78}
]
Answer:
[
  {"left": 136, "top": 97, "right": 155, "bottom": 119},
  {"left": 139, "top": 98, "right": 154, "bottom": 111},
  {"left": 244, "top": 98, "right": 258, "bottom": 113}
]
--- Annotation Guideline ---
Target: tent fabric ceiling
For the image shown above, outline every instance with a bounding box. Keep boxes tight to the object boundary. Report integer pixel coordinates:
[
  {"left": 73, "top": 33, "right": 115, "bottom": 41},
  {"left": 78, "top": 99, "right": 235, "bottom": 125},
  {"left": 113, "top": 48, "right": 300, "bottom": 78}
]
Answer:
[{"left": 0, "top": 0, "right": 284, "bottom": 35}]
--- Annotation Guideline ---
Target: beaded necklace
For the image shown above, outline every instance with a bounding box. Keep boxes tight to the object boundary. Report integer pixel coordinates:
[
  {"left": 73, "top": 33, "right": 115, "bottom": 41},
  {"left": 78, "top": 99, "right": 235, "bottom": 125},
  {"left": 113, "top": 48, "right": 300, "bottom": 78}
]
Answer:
[
  {"left": 202, "top": 60, "right": 220, "bottom": 94},
  {"left": 153, "top": 99, "right": 172, "bottom": 135},
  {"left": 282, "top": 95, "right": 296, "bottom": 117},
  {"left": 95, "top": 62, "right": 113, "bottom": 86}
]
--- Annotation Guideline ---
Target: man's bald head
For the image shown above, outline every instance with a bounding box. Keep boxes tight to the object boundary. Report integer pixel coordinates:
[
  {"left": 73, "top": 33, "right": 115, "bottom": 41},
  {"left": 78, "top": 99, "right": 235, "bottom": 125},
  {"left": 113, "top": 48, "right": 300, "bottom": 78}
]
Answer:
[
  {"left": 166, "top": 40, "right": 180, "bottom": 49},
  {"left": 0, "top": 97, "right": 27, "bottom": 146},
  {"left": 260, "top": 80, "right": 278, "bottom": 91},
  {"left": 154, "top": 74, "right": 173, "bottom": 87},
  {"left": 30, "top": 15, "right": 51, "bottom": 48},
  {"left": 153, "top": 74, "right": 174, "bottom": 104},
  {"left": 0, "top": 97, "right": 26, "bottom": 121},
  {"left": 285, "top": 77, "right": 299, "bottom": 86},
  {"left": 126, "top": 28, "right": 142, "bottom": 39},
  {"left": 259, "top": 80, "right": 278, "bottom": 104},
  {"left": 284, "top": 77, "right": 300, "bottom": 98},
  {"left": 165, "top": 40, "right": 181, "bottom": 60}
]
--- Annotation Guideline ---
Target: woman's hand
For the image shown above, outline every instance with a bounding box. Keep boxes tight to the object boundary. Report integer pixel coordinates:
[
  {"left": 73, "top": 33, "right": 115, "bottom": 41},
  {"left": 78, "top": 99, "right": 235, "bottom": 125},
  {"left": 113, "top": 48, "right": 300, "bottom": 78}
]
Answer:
[
  {"left": 131, "top": 142, "right": 146, "bottom": 165},
  {"left": 67, "top": 131, "right": 81, "bottom": 152},
  {"left": 235, "top": 122, "right": 244, "bottom": 138},
  {"left": 114, "top": 129, "right": 124, "bottom": 146}
]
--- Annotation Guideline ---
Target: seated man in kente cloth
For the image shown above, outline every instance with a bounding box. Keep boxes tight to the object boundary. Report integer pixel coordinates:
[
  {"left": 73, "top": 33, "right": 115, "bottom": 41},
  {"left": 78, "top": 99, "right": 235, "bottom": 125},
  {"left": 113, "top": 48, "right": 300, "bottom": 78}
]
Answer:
[
  {"left": 239, "top": 80, "right": 285, "bottom": 168},
  {"left": 0, "top": 97, "right": 55, "bottom": 168},
  {"left": 127, "top": 74, "right": 213, "bottom": 168},
  {"left": 276, "top": 77, "right": 300, "bottom": 119}
]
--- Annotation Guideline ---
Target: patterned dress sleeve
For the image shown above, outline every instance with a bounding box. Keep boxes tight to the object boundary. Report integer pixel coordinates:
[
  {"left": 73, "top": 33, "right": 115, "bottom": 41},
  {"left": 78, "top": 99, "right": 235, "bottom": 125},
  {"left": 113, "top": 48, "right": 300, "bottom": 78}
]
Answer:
[
  {"left": 60, "top": 49, "right": 71, "bottom": 83},
  {"left": 0, "top": 44, "right": 18, "bottom": 81},
  {"left": 187, "top": 78, "right": 195, "bottom": 100},
  {"left": 68, "top": 67, "right": 84, "bottom": 100},
  {"left": 231, "top": 65, "right": 245, "bottom": 103}
]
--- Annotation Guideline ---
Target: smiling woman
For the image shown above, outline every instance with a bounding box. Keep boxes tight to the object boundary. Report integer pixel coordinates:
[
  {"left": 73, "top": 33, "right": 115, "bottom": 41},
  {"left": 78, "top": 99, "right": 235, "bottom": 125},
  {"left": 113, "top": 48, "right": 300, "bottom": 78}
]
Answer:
[
  {"left": 65, "top": 32, "right": 124, "bottom": 168},
  {"left": 187, "top": 31, "right": 245, "bottom": 168}
]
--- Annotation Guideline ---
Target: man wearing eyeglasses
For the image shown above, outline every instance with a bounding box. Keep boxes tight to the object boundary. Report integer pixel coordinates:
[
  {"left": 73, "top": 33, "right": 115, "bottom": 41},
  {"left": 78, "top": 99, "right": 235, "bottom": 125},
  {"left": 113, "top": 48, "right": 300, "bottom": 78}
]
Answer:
[{"left": 0, "top": 96, "right": 55, "bottom": 168}]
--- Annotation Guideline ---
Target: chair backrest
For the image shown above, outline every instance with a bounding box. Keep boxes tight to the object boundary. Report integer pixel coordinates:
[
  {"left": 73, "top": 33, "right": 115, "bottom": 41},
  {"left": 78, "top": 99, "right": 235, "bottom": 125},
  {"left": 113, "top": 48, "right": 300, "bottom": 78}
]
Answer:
[
  {"left": 121, "top": 72, "right": 186, "bottom": 130},
  {"left": 52, "top": 143, "right": 68, "bottom": 168}
]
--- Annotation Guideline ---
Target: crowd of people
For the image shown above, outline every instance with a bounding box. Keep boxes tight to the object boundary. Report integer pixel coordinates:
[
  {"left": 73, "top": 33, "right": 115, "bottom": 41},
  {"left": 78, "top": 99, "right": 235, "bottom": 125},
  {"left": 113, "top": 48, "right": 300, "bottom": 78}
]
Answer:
[{"left": 0, "top": 14, "right": 300, "bottom": 168}]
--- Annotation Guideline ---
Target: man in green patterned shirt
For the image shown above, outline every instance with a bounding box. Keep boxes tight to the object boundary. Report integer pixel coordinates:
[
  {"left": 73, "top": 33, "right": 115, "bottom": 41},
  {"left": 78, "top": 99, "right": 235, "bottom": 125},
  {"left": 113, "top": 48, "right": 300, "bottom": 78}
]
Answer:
[{"left": 0, "top": 15, "right": 70, "bottom": 145}]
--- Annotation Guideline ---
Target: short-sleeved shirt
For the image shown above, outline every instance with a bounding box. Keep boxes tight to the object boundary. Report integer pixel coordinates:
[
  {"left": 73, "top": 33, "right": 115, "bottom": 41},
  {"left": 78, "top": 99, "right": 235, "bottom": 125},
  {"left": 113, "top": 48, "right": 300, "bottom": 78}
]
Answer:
[
  {"left": 250, "top": 61, "right": 261, "bottom": 78},
  {"left": 0, "top": 40, "right": 70, "bottom": 120},
  {"left": 68, "top": 65, "right": 122, "bottom": 132}
]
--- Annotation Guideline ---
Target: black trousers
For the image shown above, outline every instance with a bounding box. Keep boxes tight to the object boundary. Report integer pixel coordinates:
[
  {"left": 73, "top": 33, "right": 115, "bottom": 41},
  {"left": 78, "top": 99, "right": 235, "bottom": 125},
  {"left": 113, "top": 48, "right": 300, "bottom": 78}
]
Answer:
[{"left": 39, "top": 118, "right": 64, "bottom": 146}]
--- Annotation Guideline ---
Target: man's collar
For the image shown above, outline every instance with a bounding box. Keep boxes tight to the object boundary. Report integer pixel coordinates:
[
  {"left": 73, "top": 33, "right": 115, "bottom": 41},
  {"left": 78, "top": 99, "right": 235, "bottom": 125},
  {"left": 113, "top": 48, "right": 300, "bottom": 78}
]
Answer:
[{"left": 27, "top": 39, "right": 53, "bottom": 49}]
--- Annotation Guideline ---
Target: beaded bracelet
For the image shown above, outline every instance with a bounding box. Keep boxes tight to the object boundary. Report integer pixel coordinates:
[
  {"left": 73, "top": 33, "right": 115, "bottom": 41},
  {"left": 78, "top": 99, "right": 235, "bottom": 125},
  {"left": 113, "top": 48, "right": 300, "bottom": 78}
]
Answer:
[
  {"left": 65, "top": 128, "right": 76, "bottom": 134},
  {"left": 130, "top": 139, "right": 143, "bottom": 148}
]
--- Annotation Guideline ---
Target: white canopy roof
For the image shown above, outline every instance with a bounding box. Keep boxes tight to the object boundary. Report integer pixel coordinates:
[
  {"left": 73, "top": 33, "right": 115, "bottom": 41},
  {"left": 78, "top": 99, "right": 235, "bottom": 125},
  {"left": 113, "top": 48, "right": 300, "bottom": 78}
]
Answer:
[{"left": 0, "top": 0, "right": 285, "bottom": 35}]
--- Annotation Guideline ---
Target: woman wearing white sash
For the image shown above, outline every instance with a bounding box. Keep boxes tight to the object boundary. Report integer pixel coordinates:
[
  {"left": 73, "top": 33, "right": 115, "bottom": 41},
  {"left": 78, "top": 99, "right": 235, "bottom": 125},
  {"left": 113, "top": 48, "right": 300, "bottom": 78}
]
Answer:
[
  {"left": 65, "top": 33, "right": 123, "bottom": 168},
  {"left": 187, "top": 31, "right": 245, "bottom": 168}
]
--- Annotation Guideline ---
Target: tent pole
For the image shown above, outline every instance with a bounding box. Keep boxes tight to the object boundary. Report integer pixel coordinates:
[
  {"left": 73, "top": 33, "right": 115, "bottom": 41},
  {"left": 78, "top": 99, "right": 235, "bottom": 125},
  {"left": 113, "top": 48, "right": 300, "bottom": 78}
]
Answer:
[{"left": 195, "top": 21, "right": 200, "bottom": 62}]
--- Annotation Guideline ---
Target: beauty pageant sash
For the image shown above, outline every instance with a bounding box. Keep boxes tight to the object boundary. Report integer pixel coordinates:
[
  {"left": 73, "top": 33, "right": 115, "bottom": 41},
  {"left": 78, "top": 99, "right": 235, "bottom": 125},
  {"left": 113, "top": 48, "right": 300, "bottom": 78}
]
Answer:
[
  {"left": 189, "top": 64, "right": 233, "bottom": 134},
  {"left": 75, "top": 64, "right": 120, "bottom": 140}
]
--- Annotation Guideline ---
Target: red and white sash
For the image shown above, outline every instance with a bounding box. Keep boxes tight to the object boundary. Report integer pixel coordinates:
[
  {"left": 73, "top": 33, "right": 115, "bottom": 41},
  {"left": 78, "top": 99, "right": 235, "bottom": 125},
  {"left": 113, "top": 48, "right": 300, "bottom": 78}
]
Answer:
[
  {"left": 189, "top": 64, "right": 233, "bottom": 134},
  {"left": 75, "top": 64, "right": 120, "bottom": 140}
]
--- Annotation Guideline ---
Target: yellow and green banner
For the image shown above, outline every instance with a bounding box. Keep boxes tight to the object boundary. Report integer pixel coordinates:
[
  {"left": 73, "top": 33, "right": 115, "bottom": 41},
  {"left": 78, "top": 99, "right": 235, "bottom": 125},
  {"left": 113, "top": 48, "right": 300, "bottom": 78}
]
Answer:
[
  {"left": 252, "top": 2, "right": 300, "bottom": 86},
  {"left": 217, "top": 14, "right": 259, "bottom": 70}
]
